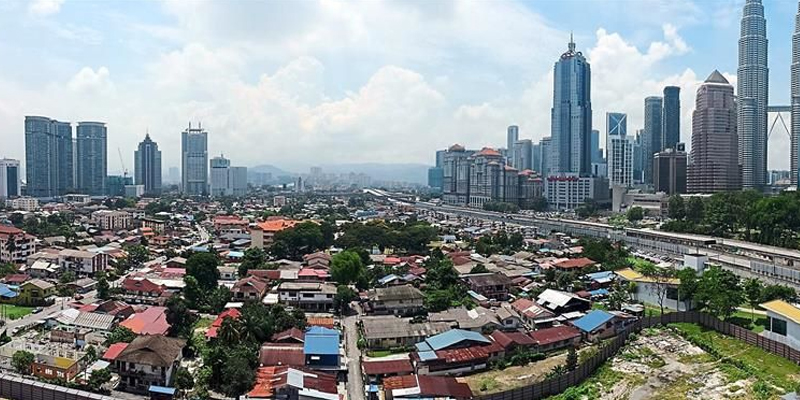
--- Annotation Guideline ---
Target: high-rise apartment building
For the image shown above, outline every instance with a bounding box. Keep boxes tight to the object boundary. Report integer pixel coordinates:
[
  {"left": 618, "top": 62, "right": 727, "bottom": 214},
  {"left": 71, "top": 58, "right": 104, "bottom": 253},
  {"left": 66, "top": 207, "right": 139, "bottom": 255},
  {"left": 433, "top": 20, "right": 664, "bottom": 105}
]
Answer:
[
  {"left": 134, "top": 134, "right": 162, "bottom": 195},
  {"left": 654, "top": 144, "right": 687, "bottom": 195},
  {"left": 633, "top": 130, "right": 644, "bottom": 184},
  {"left": 643, "top": 96, "right": 663, "bottom": 184},
  {"left": 791, "top": 2, "right": 800, "bottom": 186},
  {"left": 181, "top": 124, "right": 209, "bottom": 196},
  {"left": 441, "top": 144, "right": 474, "bottom": 206},
  {"left": 590, "top": 129, "right": 603, "bottom": 163},
  {"left": 688, "top": 71, "right": 741, "bottom": 193},
  {"left": 75, "top": 122, "right": 107, "bottom": 196},
  {"left": 607, "top": 113, "right": 632, "bottom": 187},
  {"left": 662, "top": 86, "right": 681, "bottom": 150},
  {"left": 506, "top": 125, "right": 519, "bottom": 166},
  {"left": 738, "top": 0, "right": 769, "bottom": 189},
  {"left": 0, "top": 159, "right": 21, "bottom": 199},
  {"left": 24, "top": 116, "right": 74, "bottom": 198},
  {"left": 210, "top": 155, "right": 231, "bottom": 197},
  {"left": 551, "top": 36, "right": 592, "bottom": 176}
]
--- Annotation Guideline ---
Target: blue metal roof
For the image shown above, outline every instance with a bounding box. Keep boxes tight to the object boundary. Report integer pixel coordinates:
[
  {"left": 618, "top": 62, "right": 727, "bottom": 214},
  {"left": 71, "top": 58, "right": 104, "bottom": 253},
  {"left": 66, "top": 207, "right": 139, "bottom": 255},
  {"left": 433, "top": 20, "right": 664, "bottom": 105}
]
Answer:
[
  {"left": 0, "top": 284, "right": 18, "bottom": 298},
  {"left": 585, "top": 271, "right": 615, "bottom": 281},
  {"left": 378, "top": 274, "right": 400, "bottom": 285},
  {"left": 572, "top": 310, "right": 615, "bottom": 333},
  {"left": 588, "top": 289, "right": 609, "bottom": 297},
  {"left": 227, "top": 251, "right": 244, "bottom": 258},
  {"left": 423, "top": 329, "right": 490, "bottom": 351},
  {"left": 148, "top": 385, "right": 176, "bottom": 395},
  {"left": 304, "top": 326, "right": 340, "bottom": 355}
]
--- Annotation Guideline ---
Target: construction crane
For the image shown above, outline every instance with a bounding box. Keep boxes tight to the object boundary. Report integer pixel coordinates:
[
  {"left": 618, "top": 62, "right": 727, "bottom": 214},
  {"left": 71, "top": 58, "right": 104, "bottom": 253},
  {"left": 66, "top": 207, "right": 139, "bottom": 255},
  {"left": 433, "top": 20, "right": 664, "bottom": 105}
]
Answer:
[{"left": 118, "top": 147, "right": 129, "bottom": 178}]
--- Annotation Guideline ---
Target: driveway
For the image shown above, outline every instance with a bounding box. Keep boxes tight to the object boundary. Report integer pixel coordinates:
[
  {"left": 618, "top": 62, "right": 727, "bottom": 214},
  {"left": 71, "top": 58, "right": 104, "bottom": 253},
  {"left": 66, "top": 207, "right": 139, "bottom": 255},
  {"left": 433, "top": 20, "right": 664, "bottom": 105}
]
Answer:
[{"left": 342, "top": 313, "right": 365, "bottom": 400}]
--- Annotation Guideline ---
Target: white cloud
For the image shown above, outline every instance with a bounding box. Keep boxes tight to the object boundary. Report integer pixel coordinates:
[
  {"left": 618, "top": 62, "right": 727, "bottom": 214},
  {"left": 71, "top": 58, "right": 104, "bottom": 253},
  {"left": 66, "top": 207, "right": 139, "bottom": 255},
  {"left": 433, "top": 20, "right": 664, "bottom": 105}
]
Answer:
[
  {"left": 67, "top": 67, "right": 115, "bottom": 96},
  {"left": 28, "top": 0, "right": 64, "bottom": 16}
]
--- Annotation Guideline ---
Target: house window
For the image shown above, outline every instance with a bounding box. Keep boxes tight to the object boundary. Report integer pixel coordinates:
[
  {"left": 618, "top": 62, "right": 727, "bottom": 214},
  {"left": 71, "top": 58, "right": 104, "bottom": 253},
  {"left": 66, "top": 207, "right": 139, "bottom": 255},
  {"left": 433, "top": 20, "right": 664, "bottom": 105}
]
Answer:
[
  {"left": 302, "top": 293, "right": 314, "bottom": 298},
  {"left": 770, "top": 317, "right": 788, "bottom": 336},
  {"left": 666, "top": 287, "right": 679, "bottom": 301}
]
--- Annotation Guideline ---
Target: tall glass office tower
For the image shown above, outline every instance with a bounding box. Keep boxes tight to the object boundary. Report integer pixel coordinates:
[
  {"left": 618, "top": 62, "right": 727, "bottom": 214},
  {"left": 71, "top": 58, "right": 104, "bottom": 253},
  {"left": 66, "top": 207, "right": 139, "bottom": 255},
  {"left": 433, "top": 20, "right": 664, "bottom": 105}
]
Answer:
[
  {"left": 738, "top": 0, "right": 768, "bottom": 189},
  {"left": 24, "top": 116, "right": 74, "bottom": 198},
  {"left": 643, "top": 96, "right": 663, "bottom": 184},
  {"left": 662, "top": 86, "right": 681, "bottom": 150},
  {"left": 550, "top": 35, "right": 592, "bottom": 175},
  {"left": 506, "top": 125, "right": 519, "bottom": 166},
  {"left": 134, "top": 134, "right": 162, "bottom": 195},
  {"left": 181, "top": 124, "right": 209, "bottom": 196},
  {"left": 76, "top": 121, "right": 107, "bottom": 196},
  {"left": 791, "top": 1, "right": 800, "bottom": 186}
]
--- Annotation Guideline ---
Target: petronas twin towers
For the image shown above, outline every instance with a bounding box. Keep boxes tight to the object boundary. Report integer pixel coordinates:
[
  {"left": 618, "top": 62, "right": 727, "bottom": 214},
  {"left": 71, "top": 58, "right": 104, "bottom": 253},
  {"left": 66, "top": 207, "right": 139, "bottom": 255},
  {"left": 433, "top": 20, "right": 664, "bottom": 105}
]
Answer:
[{"left": 738, "top": 0, "right": 800, "bottom": 188}]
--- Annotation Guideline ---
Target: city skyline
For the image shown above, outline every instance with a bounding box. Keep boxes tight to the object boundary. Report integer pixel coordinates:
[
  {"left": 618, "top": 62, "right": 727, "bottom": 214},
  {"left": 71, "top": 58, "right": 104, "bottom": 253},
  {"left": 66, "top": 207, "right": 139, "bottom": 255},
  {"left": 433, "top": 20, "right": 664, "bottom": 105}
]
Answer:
[{"left": 1, "top": 0, "right": 799, "bottom": 174}]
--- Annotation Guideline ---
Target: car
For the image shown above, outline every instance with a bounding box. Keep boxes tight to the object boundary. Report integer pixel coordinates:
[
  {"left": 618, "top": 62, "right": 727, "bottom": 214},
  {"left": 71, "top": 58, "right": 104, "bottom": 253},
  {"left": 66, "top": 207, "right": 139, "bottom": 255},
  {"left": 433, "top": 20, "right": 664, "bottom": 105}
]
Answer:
[
  {"left": 73, "top": 294, "right": 84, "bottom": 300},
  {"left": 31, "top": 307, "right": 43, "bottom": 314}
]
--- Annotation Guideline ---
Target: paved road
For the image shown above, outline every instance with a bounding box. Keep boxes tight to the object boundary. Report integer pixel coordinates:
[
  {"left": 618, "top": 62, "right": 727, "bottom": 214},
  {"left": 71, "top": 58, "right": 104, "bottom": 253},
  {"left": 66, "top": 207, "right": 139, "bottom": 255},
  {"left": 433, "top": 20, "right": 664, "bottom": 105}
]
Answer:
[{"left": 342, "top": 314, "right": 365, "bottom": 400}]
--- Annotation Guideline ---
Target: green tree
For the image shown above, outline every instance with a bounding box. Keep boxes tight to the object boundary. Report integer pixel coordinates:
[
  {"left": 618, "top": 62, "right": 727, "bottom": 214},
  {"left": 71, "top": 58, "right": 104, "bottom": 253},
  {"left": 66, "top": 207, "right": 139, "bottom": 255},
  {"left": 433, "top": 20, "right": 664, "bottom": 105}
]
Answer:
[
  {"left": 124, "top": 244, "right": 150, "bottom": 267},
  {"left": 565, "top": 346, "right": 578, "bottom": 371},
  {"left": 334, "top": 285, "right": 358, "bottom": 314},
  {"left": 219, "top": 352, "right": 256, "bottom": 399},
  {"left": 330, "top": 250, "right": 366, "bottom": 287},
  {"left": 208, "top": 286, "right": 232, "bottom": 314},
  {"left": 238, "top": 247, "right": 266, "bottom": 277},
  {"left": 106, "top": 326, "right": 136, "bottom": 344},
  {"left": 59, "top": 270, "right": 77, "bottom": 284},
  {"left": 183, "top": 275, "right": 204, "bottom": 309},
  {"left": 668, "top": 195, "right": 685, "bottom": 220},
  {"left": 743, "top": 278, "right": 763, "bottom": 321},
  {"left": 87, "top": 368, "right": 111, "bottom": 391},
  {"left": 173, "top": 366, "right": 195, "bottom": 395},
  {"left": 96, "top": 272, "right": 110, "bottom": 300},
  {"left": 85, "top": 345, "right": 97, "bottom": 362},
  {"left": 695, "top": 265, "right": 743, "bottom": 320},
  {"left": 469, "top": 264, "right": 490, "bottom": 274},
  {"left": 685, "top": 197, "right": 704, "bottom": 223},
  {"left": 626, "top": 206, "right": 644, "bottom": 222},
  {"left": 166, "top": 296, "right": 197, "bottom": 339},
  {"left": 185, "top": 252, "right": 221, "bottom": 292},
  {"left": 11, "top": 350, "right": 34, "bottom": 375},
  {"left": 638, "top": 263, "right": 675, "bottom": 315},
  {"left": 760, "top": 284, "right": 796, "bottom": 303},
  {"left": 270, "top": 222, "right": 325, "bottom": 260},
  {"left": 676, "top": 268, "right": 698, "bottom": 303}
]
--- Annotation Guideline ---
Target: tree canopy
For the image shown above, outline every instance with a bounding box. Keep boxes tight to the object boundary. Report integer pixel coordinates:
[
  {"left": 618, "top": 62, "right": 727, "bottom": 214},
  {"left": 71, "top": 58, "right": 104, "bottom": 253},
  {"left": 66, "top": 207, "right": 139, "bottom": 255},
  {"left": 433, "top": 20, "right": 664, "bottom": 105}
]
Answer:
[
  {"left": 185, "top": 252, "right": 221, "bottom": 292},
  {"left": 270, "top": 222, "right": 325, "bottom": 260},
  {"left": 330, "top": 250, "right": 367, "bottom": 288}
]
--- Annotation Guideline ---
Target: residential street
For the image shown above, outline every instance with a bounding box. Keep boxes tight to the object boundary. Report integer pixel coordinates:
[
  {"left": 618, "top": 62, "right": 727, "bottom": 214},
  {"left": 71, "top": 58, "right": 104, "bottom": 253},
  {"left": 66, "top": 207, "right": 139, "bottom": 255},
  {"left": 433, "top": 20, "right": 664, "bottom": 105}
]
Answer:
[{"left": 343, "top": 313, "right": 365, "bottom": 400}]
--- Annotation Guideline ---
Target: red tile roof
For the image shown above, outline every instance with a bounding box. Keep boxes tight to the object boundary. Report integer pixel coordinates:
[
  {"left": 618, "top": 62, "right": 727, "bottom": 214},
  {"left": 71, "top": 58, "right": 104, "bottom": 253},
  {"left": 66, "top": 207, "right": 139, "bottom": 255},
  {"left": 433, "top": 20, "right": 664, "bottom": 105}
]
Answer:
[
  {"left": 232, "top": 276, "right": 269, "bottom": 294},
  {"left": 362, "top": 359, "right": 414, "bottom": 376},
  {"left": 271, "top": 327, "right": 305, "bottom": 343},
  {"left": 248, "top": 366, "right": 338, "bottom": 398},
  {"left": 254, "top": 219, "right": 299, "bottom": 232},
  {"left": 528, "top": 326, "right": 581, "bottom": 346},
  {"left": 119, "top": 306, "right": 170, "bottom": 335},
  {"left": 2, "top": 274, "right": 28, "bottom": 284},
  {"left": 298, "top": 268, "right": 330, "bottom": 279},
  {"left": 206, "top": 308, "right": 242, "bottom": 339},
  {"left": 475, "top": 147, "right": 502, "bottom": 157},
  {"left": 554, "top": 257, "right": 596, "bottom": 269},
  {"left": 490, "top": 330, "right": 537, "bottom": 349},
  {"left": 258, "top": 343, "right": 305, "bottom": 367},
  {"left": 121, "top": 278, "right": 165, "bottom": 294},
  {"left": 383, "top": 375, "right": 473, "bottom": 400},
  {"left": 102, "top": 342, "right": 129, "bottom": 361},
  {"left": 306, "top": 316, "right": 335, "bottom": 329}
]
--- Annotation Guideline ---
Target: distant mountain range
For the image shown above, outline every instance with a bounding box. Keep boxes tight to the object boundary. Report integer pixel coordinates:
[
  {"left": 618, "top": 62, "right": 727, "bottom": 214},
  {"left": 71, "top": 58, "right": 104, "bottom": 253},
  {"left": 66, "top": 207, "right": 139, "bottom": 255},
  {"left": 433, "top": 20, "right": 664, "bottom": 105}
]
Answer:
[{"left": 249, "top": 163, "right": 431, "bottom": 185}]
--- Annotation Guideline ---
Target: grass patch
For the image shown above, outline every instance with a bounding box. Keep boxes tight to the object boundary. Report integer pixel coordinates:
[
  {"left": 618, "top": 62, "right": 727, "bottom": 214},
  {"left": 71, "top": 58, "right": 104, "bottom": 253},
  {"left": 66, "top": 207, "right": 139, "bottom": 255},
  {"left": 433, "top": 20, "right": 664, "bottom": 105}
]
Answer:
[
  {"left": 650, "top": 374, "right": 702, "bottom": 400},
  {"left": 194, "top": 317, "right": 214, "bottom": 330},
  {"left": 677, "top": 353, "right": 715, "bottom": 365},
  {"left": 1, "top": 305, "right": 34, "bottom": 320},
  {"left": 728, "top": 310, "right": 768, "bottom": 333},
  {"left": 476, "top": 377, "right": 500, "bottom": 393},
  {"left": 547, "top": 364, "right": 624, "bottom": 399},
  {"left": 367, "top": 350, "right": 401, "bottom": 358},
  {"left": 592, "top": 302, "right": 608, "bottom": 311},
  {"left": 670, "top": 322, "right": 800, "bottom": 391}
]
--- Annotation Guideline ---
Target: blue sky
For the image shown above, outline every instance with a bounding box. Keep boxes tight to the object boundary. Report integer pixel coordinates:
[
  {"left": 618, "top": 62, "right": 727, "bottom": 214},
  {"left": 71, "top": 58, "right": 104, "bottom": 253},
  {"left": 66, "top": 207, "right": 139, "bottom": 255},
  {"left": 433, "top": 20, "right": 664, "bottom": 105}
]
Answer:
[{"left": 0, "top": 0, "right": 797, "bottom": 172}]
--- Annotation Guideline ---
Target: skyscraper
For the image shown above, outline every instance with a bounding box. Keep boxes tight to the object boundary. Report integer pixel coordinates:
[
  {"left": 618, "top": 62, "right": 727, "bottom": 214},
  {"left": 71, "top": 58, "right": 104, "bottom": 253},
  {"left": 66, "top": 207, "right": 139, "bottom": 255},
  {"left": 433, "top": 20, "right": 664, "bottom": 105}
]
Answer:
[
  {"left": 654, "top": 144, "right": 687, "bottom": 195},
  {"left": 662, "top": 86, "right": 681, "bottom": 150},
  {"left": 643, "top": 96, "right": 663, "bottom": 184},
  {"left": 633, "top": 130, "right": 644, "bottom": 184},
  {"left": 590, "top": 129, "right": 602, "bottom": 163},
  {"left": 606, "top": 113, "right": 632, "bottom": 187},
  {"left": 75, "top": 122, "right": 108, "bottom": 196},
  {"left": 551, "top": 36, "right": 592, "bottom": 175},
  {"left": 181, "top": 124, "right": 209, "bottom": 196},
  {"left": 0, "top": 159, "right": 21, "bottom": 199},
  {"left": 513, "top": 139, "right": 533, "bottom": 171},
  {"left": 24, "top": 116, "right": 74, "bottom": 198},
  {"left": 538, "top": 137, "right": 551, "bottom": 176},
  {"left": 791, "top": 1, "right": 800, "bottom": 186},
  {"left": 507, "top": 125, "right": 519, "bottom": 166},
  {"left": 688, "top": 71, "right": 740, "bottom": 193},
  {"left": 134, "top": 134, "right": 162, "bottom": 195},
  {"left": 210, "top": 154, "right": 231, "bottom": 197},
  {"left": 738, "top": 0, "right": 769, "bottom": 189}
]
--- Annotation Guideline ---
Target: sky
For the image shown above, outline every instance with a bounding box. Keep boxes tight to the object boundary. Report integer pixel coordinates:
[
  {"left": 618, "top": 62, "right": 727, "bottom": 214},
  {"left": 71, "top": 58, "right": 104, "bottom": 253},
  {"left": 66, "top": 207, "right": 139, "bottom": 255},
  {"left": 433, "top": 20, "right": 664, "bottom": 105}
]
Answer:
[{"left": 0, "top": 0, "right": 798, "bottom": 174}]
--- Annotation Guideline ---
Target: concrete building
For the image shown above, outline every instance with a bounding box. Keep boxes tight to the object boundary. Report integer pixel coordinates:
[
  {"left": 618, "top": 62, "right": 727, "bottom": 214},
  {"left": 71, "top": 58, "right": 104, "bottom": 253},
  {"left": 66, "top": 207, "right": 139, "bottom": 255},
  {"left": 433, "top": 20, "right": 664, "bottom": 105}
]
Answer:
[
  {"left": 210, "top": 155, "right": 247, "bottom": 197},
  {"left": 738, "top": 0, "right": 769, "bottom": 189},
  {"left": 538, "top": 137, "right": 551, "bottom": 176},
  {"left": 91, "top": 210, "right": 132, "bottom": 230},
  {"left": 441, "top": 144, "right": 474, "bottom": 206},
  {"left": 512, "top": 139, "right": 533, "bottom": 171},
  {"left": 115, "top": 336, "right": 185, "bottom": 394},
  {"left": 643, "top": 96, "right": 663, "bottom": 184},
  {"left": 662, "top": 86, "right": 681, "bottom": 151},
  {"left": 688, "top": 71, "right": 741, "bottom": 193},
  {"left": 760, "top": 300, "right": 800, "bottom": 351},
  {"left": 653, "top": 144, "right": 688, "bottom": 195},
  {"left": 607, "top": 113, "right": 633, "bottom": 187},
  {"left": 5, "top": 197, "right": 38, "bottom": 211},
  {"left": 106, "top": 175, "right": 132, "bottom": 197},
  {"left": 506, "top": 125, "right": 519, "bottom": 166},
  {"left": 24, "top": 116, "right": 74, "bottom": 198},
  {"left": 551, "top": 36, "right": 592, "bottom": 176},
  {"left": 0, "top": 159, "right": 21, "bottom": 199},
  {"left": 76, "top": 122, "right": 108, "bottom": 196},
  {"left": 134, "top": 134, "right": 162, "bottom": 195},
  {"left": 0, "top": 225, "right": 35, "bottom": 265},
  {"left": 124, "top": 185, "right": 144, "bottom": 198},
  {"left": 181, "top": 124, "right": 208, "bottom": 196},
  {"left": 545, "top": 175, "right": 609, "bottom": 210}
]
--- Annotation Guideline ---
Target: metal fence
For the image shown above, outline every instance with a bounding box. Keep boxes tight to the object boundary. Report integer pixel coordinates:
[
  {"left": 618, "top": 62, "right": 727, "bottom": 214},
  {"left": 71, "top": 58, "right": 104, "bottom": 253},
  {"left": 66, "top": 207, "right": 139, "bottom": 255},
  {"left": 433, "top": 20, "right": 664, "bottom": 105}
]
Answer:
[
  {"left": 0, "top": 373, "right": 116, "bottom": 400},
  {"left": 475, "top": 311, "right": 800, "bottom": 400}
]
